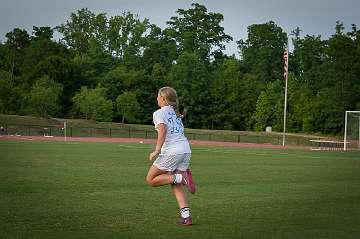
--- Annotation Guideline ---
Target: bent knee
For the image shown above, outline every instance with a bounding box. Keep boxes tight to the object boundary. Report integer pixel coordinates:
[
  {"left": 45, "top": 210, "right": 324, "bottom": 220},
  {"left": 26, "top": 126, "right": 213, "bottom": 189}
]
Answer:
[{"left": 146, "top": 176, "right": 155, "bottom": 186}]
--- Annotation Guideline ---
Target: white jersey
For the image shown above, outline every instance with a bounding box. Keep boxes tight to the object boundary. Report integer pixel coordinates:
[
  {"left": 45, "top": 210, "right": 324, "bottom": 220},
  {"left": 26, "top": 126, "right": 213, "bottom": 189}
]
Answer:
[{"left": 153, "top": 106, "right": 191, "bottom": 154}]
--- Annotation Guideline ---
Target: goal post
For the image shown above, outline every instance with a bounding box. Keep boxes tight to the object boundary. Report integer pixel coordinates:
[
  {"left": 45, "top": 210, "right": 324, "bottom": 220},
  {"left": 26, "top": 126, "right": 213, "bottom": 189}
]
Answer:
[{"left": 344, "top": 111, "right": 360, "bottom": 151}]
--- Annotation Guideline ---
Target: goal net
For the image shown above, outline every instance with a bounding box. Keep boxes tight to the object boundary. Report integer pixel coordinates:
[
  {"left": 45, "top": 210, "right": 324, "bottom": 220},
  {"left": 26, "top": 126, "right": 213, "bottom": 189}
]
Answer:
[{"left": 344, "top": 111, "right": 360, "bottom": 151}]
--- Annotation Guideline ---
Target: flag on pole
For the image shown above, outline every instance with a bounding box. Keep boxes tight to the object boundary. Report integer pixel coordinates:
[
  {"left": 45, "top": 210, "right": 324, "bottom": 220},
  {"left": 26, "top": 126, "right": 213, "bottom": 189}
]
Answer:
[
  {"left": 283, "top": 49, "right": 289, "bottom": 80},
  {"left": 282, "top": 48, "right": 289, "bottom": 147},
  {"left": 59, "top": 122, "right": 67, "bottom": 141}
]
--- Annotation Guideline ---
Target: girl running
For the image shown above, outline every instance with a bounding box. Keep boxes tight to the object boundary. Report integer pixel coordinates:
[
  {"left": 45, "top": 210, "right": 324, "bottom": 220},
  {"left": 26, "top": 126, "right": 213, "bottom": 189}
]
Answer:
[{"left": 146, "top": 86, "right": 196, "bottom": 225}]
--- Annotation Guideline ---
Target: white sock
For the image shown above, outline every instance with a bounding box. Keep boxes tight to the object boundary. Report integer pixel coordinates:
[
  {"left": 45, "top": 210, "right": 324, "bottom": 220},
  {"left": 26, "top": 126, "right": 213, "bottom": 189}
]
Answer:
[
  {"left": 173, "top": 174, "right": 183, "bottom": 184},
  {"left": 180, "top": 207, "right": 190, "bottom": 218}
]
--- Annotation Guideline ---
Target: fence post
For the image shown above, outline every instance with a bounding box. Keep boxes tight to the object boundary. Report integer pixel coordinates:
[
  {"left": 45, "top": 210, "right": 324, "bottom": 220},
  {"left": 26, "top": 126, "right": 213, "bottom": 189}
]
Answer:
[
  {"left": 49, "top": 127, "right": 52, "bottom": 136},
  {"left": 145, "top": 130, "right": 148, "bottom": 139},
  {"left": 128, "top": 128, "right": 131, "bottom": 138},
  {"left": 28, "top": 126, "right": 30, "bottom": 136},
  {"left": 109, "top": 128, "right": 112, "bottom": 137},
  {"left": 71, "top": 127, "right": 73, "bottom": 137}
]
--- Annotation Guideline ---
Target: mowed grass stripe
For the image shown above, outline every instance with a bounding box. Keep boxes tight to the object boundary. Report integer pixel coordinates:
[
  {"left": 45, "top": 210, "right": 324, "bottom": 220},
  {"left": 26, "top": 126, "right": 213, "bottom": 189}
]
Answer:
[{"left": 0, "top": 140, "right": 359, "bottom": 239}]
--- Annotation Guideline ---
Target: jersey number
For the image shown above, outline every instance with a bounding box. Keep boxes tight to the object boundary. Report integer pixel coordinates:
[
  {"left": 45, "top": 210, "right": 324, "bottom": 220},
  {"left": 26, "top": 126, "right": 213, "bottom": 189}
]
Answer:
[{"left": 167, "top": 117, "right": 183, "bottom": 134}]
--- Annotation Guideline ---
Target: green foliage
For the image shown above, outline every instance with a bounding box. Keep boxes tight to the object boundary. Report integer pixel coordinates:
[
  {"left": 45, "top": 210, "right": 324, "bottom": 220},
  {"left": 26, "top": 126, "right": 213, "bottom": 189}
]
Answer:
[
  {"left": 72, "top": 86, "right": 113, "bottom": 122},
  {"left": 287, "top": 80, "right": 313, "bottom": 132},
  {"left": 169, "top": 51, "right": 211, "bottom": 128},
  {"left": 165, "top": 3, "right": 232, "bottom": 59},
  {"left": 288, "top": 21, "right": 360, "bottom": 134},
  {"left": 4, "top": 28, "right": 30, "bottom": 78},
  {"left": 5, "top": 28, "right": 30, "bottom": 50},
  {"left": 32, "top": 26, "right": 53, "bottom": 40},
  {"left": 115, "top": 91, "right": 140, "bottom": 123},
  {"left": 253, "top": 80, "right": 283, "bottom": 131},
  {"left": 210, "top": 58, "right": 261, "bottom": 130},
  {"left": 101, "top": 65, "right": 146, "bottom": 101},
  {"left": 22, "top": 76, "right": 63, "bottom": 118},
  {"left": 142, "top": 25, "right": 177, "bottom": 72},
  {"left": 0, "top": 70, "right": 14, "bottom": 114},
  {"left": 56, "top": 8, "right": 97, "bottom": 54},
  {"left": 57, "top": 8, "right": 150, "bottom": 62},
  {"left": 0, "top": 5, "right": 359, "bottom": 135},
  {"left": 291, "top": 34, "right": 326, "bottom": 92},
  {"left": 238, "top": 21, "right": 288, "bottom": 83}
]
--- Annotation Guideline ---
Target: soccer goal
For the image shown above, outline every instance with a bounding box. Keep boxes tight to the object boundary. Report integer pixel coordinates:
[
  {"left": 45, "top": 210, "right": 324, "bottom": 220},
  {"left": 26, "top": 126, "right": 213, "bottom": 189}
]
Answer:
[{"left": 344, "top": 111, "right": 360, "bottom": 151}]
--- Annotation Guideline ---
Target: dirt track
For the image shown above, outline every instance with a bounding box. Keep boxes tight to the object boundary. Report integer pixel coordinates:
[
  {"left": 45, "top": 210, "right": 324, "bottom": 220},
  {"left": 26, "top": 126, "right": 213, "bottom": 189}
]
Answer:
[{"left": 0, "top": 135, "right": 308, "bottom": 150}]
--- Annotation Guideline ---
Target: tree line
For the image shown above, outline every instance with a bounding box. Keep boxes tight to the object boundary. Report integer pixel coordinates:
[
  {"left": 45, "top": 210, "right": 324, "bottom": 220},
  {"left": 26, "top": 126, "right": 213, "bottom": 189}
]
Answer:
[{"left": 0, "top": 3, "right": 359, "bottom": 134}]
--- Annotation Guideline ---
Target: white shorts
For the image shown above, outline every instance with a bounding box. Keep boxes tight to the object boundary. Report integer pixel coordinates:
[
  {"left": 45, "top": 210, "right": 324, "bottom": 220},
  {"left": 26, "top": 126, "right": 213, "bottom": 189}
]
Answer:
[{"left": 153, "top": 153, "right": 191, "bottom": 172}]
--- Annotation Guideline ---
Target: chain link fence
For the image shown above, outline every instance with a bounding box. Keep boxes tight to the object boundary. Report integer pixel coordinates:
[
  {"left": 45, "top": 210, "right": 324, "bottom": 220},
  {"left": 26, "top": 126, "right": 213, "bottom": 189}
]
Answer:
[{"left": 0, "top": 123, "right": 319, "bottom": 146}]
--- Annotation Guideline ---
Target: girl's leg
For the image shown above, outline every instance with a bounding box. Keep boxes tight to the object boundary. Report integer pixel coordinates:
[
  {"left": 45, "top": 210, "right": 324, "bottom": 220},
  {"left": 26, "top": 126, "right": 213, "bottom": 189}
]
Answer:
[
  {"left": 171, "top": 183, "right": 188, "bottom": 209},
  {"left": 146, "top": 165, "right": 173, "bottom": 186},
  {"left": 172, "top": 170, "right": 192, "bottom": 225}
]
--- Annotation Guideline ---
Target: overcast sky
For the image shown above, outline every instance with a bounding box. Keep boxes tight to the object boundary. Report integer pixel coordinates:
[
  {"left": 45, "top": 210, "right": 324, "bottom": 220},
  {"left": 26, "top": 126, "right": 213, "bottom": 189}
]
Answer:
[{"left": 1, "top": 0, "right": 359, "bottom": 56}]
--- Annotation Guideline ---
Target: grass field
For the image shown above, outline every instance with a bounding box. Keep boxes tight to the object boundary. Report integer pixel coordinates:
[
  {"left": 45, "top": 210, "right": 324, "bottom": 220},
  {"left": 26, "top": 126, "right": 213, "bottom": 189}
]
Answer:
[{"left": 0, "top": 140, "right": 359, "bottom": 239}]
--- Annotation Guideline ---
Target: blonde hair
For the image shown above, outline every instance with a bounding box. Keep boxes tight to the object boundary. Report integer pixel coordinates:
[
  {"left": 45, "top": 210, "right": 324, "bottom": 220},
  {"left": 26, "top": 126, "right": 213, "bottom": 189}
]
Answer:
[{"left": 158, "top": 86, "right": 183, "bottom": 118}]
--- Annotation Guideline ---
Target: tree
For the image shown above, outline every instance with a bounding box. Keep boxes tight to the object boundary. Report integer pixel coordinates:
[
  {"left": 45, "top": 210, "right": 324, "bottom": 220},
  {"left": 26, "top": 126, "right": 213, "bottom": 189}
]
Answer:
[
  {"left": 57, "top": 8, "right": 151, "bottom": 64},
  {"left": 210, "top": 58, "right": 260, "bottom": 130},
  {"left": 252, "top": 80, "right": 283, "bottom": 131},
  {"left": 5, "top": 28, "right": 30, "bottom": 50},
  {"left": 116, "top": 91, "right": 140, "bottom": 123},
  {"left": 22, "top": 76, "right": 63, "bottom": 117},
  {"left": 288, "top": 22, "right": 360, "bottom": 134},
  {"left": 4, "top": 28, "right": 30, "bottom": 80},
  {"left": 291, "top": 33, "right": 326, "bottom": 92},
  {"left": 165, "top": 3, "right": 232, "bottom": 60},
  {"left": 0, "top": 70, "right": 15, "bottom": 114},
  {"left": 311, "top": 22, "right": 360, "bottom": 134},
  {"left": 238, "top": 21, "right": 287, "bottom": 83},
  {"left": 101, "top": 65, "right": 146, "bottom": 102},
  {"left": 107, "top": 12, "right": 150, "bottom": 62},
  {"left": 32, "top": 55, "right": 73, "bottom": 115},
  {"left": 0, "top": 42, "right": 6, "bottom": 69},
  {"left": 72, "top": 86, "right": 113, "bottom": 122},
  {"left": 142, "top": 24, "right": 177, "bottom": 73},
  {"left": 9, "top": 26, "right": 66, "bottom": 76},
  {"left": 32, "top": 26, "right": 53, "bottom": 40},
  {"left": 56, "top": 8, "right": 97, "bottom": 54},
  {"left": 169, "top": 51, "right": 211, "bottom": 128}
]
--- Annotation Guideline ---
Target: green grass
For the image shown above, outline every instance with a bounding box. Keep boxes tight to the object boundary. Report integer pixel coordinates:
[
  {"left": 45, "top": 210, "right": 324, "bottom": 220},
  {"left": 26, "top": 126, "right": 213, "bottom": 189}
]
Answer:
[
  {"left": 0, "top": 140, "right": 359, "bottom": 239},
  {"left": 0, "top": 114, "right": 153, "bottom": 130}
]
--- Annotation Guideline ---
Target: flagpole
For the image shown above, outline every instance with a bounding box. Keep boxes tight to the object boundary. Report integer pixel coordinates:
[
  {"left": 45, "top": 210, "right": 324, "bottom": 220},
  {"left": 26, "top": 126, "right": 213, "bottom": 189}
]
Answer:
[
  {"left": 64, "top": 121, "right": 67, "bottom": 142},
  {"left": 282, "top": 44, "right": 289, "bottom": 147}
]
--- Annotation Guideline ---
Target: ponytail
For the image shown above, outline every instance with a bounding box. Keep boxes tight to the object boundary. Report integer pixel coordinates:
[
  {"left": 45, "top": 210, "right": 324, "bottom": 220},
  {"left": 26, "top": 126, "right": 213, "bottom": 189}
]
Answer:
[{"left": 158, "top": 87, "right": 185, "bottom": 118}]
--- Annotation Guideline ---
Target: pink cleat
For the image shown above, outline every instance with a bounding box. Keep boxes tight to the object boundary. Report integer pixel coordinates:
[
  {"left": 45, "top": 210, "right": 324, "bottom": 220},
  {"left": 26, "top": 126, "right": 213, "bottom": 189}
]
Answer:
[
  {"left": 177, "top": 216, "right": 193, "bottom": 226},
  {"left": 182, "top": 169, "right": 196, "bottom": 194}
]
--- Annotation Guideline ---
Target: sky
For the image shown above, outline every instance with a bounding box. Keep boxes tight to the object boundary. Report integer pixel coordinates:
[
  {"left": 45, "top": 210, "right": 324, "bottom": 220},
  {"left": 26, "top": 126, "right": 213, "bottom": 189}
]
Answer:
[{"left": 1, "top": 0, "right": 359, "bottom": 56}]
